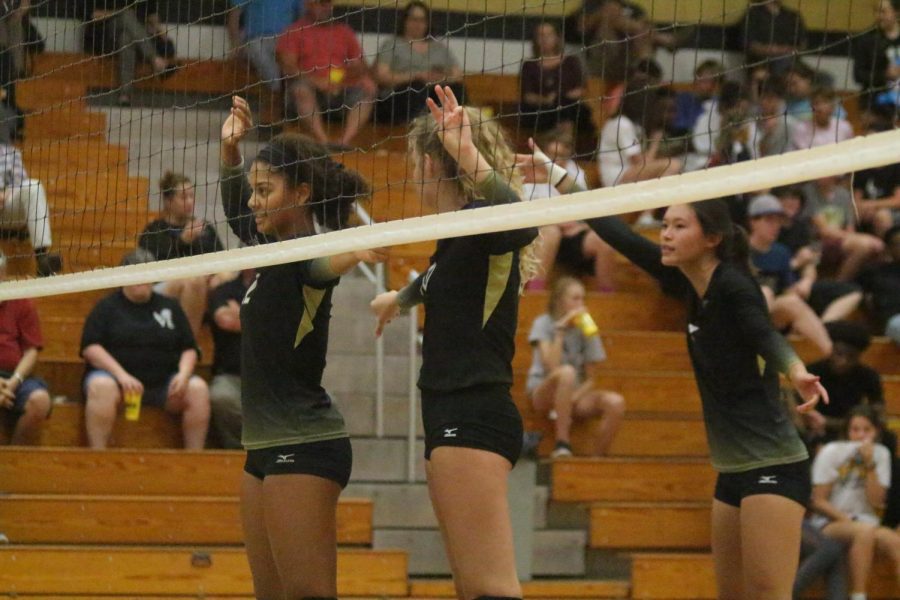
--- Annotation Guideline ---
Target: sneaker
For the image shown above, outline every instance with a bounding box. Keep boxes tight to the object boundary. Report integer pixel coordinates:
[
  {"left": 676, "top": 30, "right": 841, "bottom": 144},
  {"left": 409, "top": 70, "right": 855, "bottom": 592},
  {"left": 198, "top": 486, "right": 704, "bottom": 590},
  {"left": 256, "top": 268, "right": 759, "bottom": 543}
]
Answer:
[
  {"left": 550, "top": 441, "right": 573, "bottom": 458},
  {"left": 36, "top": 251, "right": 62, "bottom": 277}
]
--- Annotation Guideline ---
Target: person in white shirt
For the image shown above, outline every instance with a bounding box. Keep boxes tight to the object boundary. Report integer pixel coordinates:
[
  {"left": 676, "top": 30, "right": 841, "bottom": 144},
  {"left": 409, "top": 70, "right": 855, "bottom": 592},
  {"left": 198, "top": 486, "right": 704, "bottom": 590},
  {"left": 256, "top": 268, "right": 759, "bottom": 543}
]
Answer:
[
  {"left": 811, "top": 406, "right": 900, "bottom": 600},
  {"left": 790, "top": 86, "right": 854, "bottom": 150}
]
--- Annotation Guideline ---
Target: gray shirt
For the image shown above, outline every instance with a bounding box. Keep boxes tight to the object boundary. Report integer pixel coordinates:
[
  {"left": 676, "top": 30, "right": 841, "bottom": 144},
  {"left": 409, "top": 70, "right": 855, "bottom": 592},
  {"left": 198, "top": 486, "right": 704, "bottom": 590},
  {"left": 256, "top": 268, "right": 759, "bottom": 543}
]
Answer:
[
  {"left": 801, "top": 182, "right": 856, "bottom": 229},
  {"left": 375, "top": 37, "right": 458, "bottom": 79},
  {"left": 526, "top": 313, "right": 606, "bottom": 393}
]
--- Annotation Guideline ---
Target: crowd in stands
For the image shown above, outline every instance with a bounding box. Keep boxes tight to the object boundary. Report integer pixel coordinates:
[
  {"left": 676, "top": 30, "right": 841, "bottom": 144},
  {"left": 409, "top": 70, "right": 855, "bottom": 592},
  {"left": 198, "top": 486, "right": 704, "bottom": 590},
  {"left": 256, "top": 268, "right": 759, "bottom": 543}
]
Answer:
[{"left": 1, "top": 0, "right": 900, "bottom": 593}]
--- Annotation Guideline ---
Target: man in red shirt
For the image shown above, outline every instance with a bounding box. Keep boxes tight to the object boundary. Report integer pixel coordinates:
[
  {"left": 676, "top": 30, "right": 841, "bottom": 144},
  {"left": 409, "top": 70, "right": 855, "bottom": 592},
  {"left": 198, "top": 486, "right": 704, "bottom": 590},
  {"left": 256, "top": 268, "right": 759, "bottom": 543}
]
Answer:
[
  {"left": 276, "top": 0, "right": 375, "bottom": 147},
  {"left": 0, "top": 251, "right": 50, "bottom": 444}
]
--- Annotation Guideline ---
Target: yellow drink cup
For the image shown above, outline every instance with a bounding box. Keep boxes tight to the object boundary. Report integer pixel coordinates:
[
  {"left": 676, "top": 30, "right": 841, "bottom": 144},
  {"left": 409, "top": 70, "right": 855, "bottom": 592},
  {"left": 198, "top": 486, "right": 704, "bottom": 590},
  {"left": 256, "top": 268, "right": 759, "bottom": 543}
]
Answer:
[
  {"left": 574, "top": 312, "right": 598, "bottom": 337},
  {"left": 329, "top": 68, "right": 345, "bottom": 85},
  {"left": 124, "top": 391, "right": 142, "bottom": 421}
]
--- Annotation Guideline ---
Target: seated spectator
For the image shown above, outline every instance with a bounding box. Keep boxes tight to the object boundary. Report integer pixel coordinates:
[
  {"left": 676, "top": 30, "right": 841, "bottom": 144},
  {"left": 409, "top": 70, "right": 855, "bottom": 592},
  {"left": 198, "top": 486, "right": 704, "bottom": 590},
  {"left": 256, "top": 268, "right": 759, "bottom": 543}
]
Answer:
[
  {"left": 373, "top": 1, "right": 464, "bottom": 125},
  {"left": 0, "top": 249, "right": 49, "bottom": 444},
  {"left": 671, "top": 60, "right": 723, "bottom": 136},
  {"left": 226, "top": 0, "right": 304, "bottom": 95},
  {"left": 276, "top": 0, "right": 376, "bottom": 148},
  {"left": 0, "top": 140, "right": 61, "bottom": 276},
  {"left": 776, "top": 184, "right": 815, "bottom": 253},
  {"left": 751, "top": 76, "right": 793, "bottom": 158},
  {"left": 852, "top": 0, "right": 900, "bottom": 114},
  {"left": 852, "top": 120, "right": 899, "bottom": 237},
  {"left": 0, "top": 0, "right": 28, "bottom": 139},
  {"left": 519, "top": 22, "right": 589, "bottom": 136},
  {"left": 790, "top": 86, "right": 854, "bottom": 150},
  {"left": 579, "top": 0, "right": 650, "bottom": 84},
  {"left": 526, "top": 277, "right": 625, "bottom": 458},
  {"left": 206, "top": 268, "right": 255, "bottom": 449},
  {"left": 80, "top": 249, "right": 209, "bottom": 450},
  {"left": 857, "top": 225, "right": 900, "bottom": 346},
  {"left": 810, "top": 406, "right": 900, "bottom": 598},
  {"left": 804, "top": 177, "right": 884, "bottom": 281},
  {"left": 79, "top": 0, "right": 173, "bottom": 107},
  {"left": 138, "top": 171, "right": 225, "bottom": 336},
  {"left": 524, "top": 131, "right": 615, "bottom": 291},
  {"left": 747, "top": 194, "right": 834, "bottom": 358},
  {"left": 784, "top": 62, "right": 817, "bottom": 119},
  {"left": 802, "top": 321, "right": 884, "bottom": 445},
  {"left": 740, "top": 0, "right": 807, "bottom": 76},
  {"left": 749, "top": 193, "right": 863, "bottom": 322},
  {"left": 687, "top": 81, "right": 754, "bottom": 172}
]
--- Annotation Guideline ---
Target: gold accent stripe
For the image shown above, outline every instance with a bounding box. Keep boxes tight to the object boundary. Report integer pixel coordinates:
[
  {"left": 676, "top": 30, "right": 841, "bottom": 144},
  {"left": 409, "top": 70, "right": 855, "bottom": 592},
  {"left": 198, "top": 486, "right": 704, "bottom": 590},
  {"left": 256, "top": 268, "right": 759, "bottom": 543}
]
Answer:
[
  {"left": 483, "top": 252, "right": 513, "bottom": 327},
  {"left": 295, "top": 286, "right": 326, "bottom": 348}
]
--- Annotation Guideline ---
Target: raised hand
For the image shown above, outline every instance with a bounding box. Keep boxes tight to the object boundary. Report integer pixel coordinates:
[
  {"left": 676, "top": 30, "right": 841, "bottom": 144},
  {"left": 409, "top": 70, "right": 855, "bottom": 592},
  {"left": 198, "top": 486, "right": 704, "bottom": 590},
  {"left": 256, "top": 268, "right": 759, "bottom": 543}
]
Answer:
[
  {"left": 222, "top": 96, "right": 253, "bottom": 146},
  {"left": 425, "top": 85, "right": 474, "bottom": 166},
  {"left": 514, "top": 137, "right": 552, "bottom": 185}
]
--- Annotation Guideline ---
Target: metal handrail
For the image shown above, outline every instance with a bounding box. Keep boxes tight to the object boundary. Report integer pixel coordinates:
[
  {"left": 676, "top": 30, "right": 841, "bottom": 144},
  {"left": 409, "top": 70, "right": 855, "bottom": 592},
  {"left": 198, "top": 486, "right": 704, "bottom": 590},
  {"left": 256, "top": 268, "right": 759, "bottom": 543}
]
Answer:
[{"left": 406, "top": 269, "right": 420, "bottom": 482}]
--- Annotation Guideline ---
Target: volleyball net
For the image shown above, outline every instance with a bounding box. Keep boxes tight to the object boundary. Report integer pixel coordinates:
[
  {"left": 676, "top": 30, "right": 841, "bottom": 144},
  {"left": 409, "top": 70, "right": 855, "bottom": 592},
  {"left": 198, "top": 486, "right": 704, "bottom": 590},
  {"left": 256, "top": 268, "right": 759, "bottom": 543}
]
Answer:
[{"left": 0, "top": 0, "right": 894, "bottom": 299}]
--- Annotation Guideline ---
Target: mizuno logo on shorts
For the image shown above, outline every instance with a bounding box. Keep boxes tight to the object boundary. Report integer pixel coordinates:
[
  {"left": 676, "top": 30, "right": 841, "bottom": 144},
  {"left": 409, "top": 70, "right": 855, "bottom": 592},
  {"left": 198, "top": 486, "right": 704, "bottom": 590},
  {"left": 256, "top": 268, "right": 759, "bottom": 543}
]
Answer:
[
  {"left": 276, "top": 454, "right": 295, "bottom": 464},
  {"left": 443, "top": 428, "right": 458, "bottom": 438},
  {"left": 758, "top": 475, "right": 777, "bottom": 484}
]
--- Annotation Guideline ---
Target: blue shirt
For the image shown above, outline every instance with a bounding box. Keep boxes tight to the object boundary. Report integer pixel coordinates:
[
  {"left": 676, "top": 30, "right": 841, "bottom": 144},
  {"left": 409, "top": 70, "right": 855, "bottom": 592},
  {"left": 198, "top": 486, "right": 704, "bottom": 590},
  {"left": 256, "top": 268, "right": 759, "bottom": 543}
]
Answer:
[
  {"left": 231, "top": 0, "right": 304, "bottom": 39},
  {"left": 673, "top": 92, "right": 708, "bottom": 132},
  {"left": 751, "top": 242, "right": 796, "bottom": 295}
]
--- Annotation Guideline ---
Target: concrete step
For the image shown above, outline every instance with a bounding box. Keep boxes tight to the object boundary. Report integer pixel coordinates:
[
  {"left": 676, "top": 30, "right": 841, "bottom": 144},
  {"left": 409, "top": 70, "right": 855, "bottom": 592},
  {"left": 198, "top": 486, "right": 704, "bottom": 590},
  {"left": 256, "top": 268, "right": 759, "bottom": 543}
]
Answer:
[
  {"left": 344, "top": 482, "right": 549, "bottom": 529},
  {"left": 333, "top": 392, "right": 424, "bottom": 438},
  {"left": 349, "top": 437, "right": 425, "bottom": 483},
  {"left": 374, "top": 528, "right": 586, "bottom": 576}
]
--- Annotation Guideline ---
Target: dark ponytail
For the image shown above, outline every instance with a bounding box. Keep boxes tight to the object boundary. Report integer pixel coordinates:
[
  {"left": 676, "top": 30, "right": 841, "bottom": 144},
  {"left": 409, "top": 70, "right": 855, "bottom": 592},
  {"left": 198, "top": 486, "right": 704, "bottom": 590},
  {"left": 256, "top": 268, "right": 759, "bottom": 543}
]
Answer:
[
  {"left": 254, "top": 133, "right": 369, "bottom": 230},
  {"left": 691, "top": 199, "right": 751, "bottom": 269}
]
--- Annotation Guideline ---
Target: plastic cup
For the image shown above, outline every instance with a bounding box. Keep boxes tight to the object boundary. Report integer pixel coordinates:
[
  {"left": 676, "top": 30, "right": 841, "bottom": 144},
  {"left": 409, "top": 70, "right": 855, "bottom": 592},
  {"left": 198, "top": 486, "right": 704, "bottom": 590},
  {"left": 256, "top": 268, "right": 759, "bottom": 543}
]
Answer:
[
  {"left": 124, "top": 390, "right": 142, "bottom": 421},
  {"left": 329, "top": 68, "right": 345, "bottom": 85},
  {"left": 574, "top": 312, "right": 598, "bottom": 337}
]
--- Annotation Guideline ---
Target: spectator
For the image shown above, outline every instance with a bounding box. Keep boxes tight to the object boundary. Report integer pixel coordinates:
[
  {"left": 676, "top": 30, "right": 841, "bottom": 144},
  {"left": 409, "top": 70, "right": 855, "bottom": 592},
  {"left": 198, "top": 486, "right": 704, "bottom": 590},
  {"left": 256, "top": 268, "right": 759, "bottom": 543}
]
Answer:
[
  {"left": 373, "top": 1, "right": 463, "bottom": 125},
  {"left": 79, "top": 0, "right": 173, "bottom": 107},
  {"left": 793, "top": 519, "right": 850, "bottom": 600},
  {"left": 803, "top": 177, "right": 884, "bottom": 282},
  {"left": 671, "top": 60, "right": 723, "bottom": 136},
  {"left": 790, "top": 87, "right": 854, "bottom": 150},
  {"left": 138, "top": 171, "right": 225, "bottom": 337},
  {"left": 0, "top": 0, "right": 27, "bottom": 140},
  {"left": 852, "top": 0, "right": 900, "bottom": 113},
  {"left": 746, "top": 194, "right": 834, "bottom": 358},
  {"left": 226, "top": 0, "right": 304, "bottom": 94},
  {"left": 519, "top": 22, "right": 588, "bottom": 136},
  {"left": 784, "top": 62, "right": 817, "bottom": 119},
  {"left": 751, "top": 77, "right": 794, "bottom": 158},
  {"left": 749, "top": 193, "right": 863, "bottom": 322},
  {"left": 276, "top": 0, "right": 376, "bottom": 147},
  {"left": 857, "top": 225, "right": 900, "bottom": 346},
  {"left": 523, "top": 130, "right": 615, "bottom": 291},
  {"left": 0, "top": 249, "right": 49, "bottom": 444},
  {"left": 686, "top": 81, "right": 754, "bottom": 172},
  {"left": 80, "top": 248, "right": 210, "bottom": 450},
  {"left": 0, "top": 139, "right": 61, "bottom": 276},
  {"left": 206, "top": 268, "right": 255, "bottom": 449},
  {"left": 802, "top": 321, "right": 884, "bottom": 445},
  {"left": 526, "top": 277, "right": 625, "bottom": 457},
  {"left": 740, "top": 0, "right": 808, "bottom": 76},
  {"left": 852, "top": 120, "right": 899, "bottom": 237},
  {"left": 810, "top": 406, "right": 900, "bottom": 599},
  {"left": 775, "top": 185, "right": 815, "bottom": 254}
]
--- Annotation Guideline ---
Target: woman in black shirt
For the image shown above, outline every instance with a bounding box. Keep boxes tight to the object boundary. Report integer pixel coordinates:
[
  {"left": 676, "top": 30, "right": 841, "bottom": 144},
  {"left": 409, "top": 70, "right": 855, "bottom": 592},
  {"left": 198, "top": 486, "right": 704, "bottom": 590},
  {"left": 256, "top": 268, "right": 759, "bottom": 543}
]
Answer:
[
  {"left": 371, "top": 86, "right": 537, "bottom": 600},
  {"left": 220, "top": 95, "right": 383, "bottom": 600},
  {"left": 517, "top": 139, "right": 829, "bottom": 600}
]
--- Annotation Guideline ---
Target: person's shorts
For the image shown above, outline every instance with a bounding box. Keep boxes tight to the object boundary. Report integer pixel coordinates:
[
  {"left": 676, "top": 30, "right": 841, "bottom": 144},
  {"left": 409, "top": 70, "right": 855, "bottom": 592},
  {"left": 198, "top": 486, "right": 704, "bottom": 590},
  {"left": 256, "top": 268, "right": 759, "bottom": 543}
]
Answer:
[
  {"left": 808, "top": 279, "right": 861, "bottom": 315},
  {"left": 82, "top": 369, "right": 171, "bottom": 408},
  {"left": 421, "top": 383, "right": 523, "bottom": 467},
  {"left": 3, "top": 375, "right": 49, "bottom": 415},
  {"left": 556, "top": 229, "right": 595, "bottom": 276},
  {"left": 714, "top": 459, "right": 811, "bottom": 508},
  {"left": 290, "top": 79, "right": 368, "bottom": 118},
  {"left": 244, "top": 437, "right": 353, "bottom": 488}
]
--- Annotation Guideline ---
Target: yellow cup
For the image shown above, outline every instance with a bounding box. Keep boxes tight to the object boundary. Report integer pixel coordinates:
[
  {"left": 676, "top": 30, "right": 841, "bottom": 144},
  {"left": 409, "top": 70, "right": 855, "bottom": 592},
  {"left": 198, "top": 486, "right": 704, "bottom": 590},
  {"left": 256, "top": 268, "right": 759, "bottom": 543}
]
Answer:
[
  {"left": 124, "top": 391, "right": 142, "bottom": 421},
  {"left": 329, "top": 68, "right": 345, "bottom": 85},
  {"left": 574, "top": 312, "right": 598, "bottom": 337}
]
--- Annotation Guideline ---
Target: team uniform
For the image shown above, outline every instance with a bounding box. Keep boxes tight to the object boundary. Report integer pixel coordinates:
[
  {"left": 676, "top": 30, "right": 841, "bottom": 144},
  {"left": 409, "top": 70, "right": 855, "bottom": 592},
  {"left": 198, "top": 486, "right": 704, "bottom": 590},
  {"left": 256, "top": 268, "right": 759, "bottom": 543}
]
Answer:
[
  {"left": 587, "top": 215, "right": 810, "bottom": 506},
  {"left": 221, "top": 161, "right": 352, "bottom": 487},
  {"left": 397, "top": 175, "right": 538, "bottom": 466}
]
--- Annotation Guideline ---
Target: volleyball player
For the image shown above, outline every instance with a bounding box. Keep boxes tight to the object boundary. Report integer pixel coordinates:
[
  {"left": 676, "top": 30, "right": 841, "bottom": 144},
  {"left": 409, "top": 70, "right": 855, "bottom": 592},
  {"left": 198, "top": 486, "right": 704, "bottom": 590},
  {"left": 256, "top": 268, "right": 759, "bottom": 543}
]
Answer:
[
  {"left": 517, "top": 139, "right": 829, "bottom": 600},
  {"left": 220, "top": 96, "right": 384, "bottom": 600},
  {"left": 370, "top": 86, "right": 538, "bottom": 600}
]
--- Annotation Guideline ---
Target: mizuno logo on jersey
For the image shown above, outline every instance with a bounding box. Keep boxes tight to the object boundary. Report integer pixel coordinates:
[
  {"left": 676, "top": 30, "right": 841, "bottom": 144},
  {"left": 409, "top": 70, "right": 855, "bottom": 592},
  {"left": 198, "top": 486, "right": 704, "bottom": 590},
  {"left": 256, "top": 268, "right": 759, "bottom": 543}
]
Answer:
[
  {"left": 275, "top": 453, "right": 295, "bottom": 464},
  {"left": 758, "top": 475, "right": 777, "bottom": 484},
  {"left": 688, "top": 323, "right": 700, "bottom": 335}
]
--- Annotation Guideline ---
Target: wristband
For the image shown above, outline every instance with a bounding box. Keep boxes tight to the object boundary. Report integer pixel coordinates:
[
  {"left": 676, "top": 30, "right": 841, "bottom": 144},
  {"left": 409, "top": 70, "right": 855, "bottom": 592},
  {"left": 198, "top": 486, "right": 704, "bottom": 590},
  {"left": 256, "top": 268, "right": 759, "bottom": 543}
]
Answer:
[{"left": 531, "top": 147, "right": 569, "bottom": 188}]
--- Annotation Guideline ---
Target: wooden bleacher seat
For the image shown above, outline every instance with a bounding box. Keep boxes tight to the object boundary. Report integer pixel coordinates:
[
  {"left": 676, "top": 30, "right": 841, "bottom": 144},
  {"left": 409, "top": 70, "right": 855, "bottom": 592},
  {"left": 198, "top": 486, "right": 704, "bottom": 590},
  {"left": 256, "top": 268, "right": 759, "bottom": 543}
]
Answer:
[
  {"left": 631, "top": 552, "right": 897, "bottom": 599},
  {"left": 0, "top": 546, "right": 407, "bottom": 597},
  {"left": 410, "top": 578, "right": 630, "bottom": 599},
  {"left": 0, "top": 494, "right": 372, "bottom": 546},
  {"left": 590, "top": 501, "right": 710, "bottom": 549},
  {"left": 551, "top": 457, "right": 716, "bottom": 503}
]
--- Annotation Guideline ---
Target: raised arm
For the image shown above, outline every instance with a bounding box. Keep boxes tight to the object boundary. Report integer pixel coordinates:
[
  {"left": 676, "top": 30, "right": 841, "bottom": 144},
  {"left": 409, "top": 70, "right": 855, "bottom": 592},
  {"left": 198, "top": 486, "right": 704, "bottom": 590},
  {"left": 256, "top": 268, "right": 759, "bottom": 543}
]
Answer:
[{"left": 220, "top": 96, "right": 264, "bottom": 245}]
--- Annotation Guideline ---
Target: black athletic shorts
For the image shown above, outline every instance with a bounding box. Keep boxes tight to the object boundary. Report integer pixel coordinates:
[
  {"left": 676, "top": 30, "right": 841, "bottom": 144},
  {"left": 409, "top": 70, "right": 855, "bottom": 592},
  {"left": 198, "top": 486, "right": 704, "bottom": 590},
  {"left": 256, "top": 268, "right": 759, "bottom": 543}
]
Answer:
[
  {"left": 714, "top": 459, "right": 811, "bottom": 508},
  {"left": 556, "top": 229, "right": 594, "bottom": 276},
  {"left": 244, "top": 437, "right": 353, "bottom": 488},
  {"left": 808, "top": 280, "right": 861, "bottom": 315},
  {"left": 421, "top": 383, "right": 524, "bottom": 467}
]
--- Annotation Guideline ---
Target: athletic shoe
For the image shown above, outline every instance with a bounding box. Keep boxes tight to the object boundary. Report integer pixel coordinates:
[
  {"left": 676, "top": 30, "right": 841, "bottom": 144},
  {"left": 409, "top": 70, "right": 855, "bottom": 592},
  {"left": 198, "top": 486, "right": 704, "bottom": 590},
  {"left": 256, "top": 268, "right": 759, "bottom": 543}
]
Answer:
[{"left": 551, "top": 441, "right": 573, "bottom": 458}]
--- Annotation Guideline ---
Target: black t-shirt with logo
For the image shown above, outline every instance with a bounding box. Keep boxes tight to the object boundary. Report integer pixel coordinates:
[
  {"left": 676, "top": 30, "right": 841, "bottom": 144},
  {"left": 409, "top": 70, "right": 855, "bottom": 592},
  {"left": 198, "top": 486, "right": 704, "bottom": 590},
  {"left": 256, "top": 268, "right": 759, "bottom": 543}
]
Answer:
[
  {"left": 207, "top": 276, "right": 249, "bottom": 376},
  {"left": 80, "top": 290, "right": 197, "bottom": 389}
]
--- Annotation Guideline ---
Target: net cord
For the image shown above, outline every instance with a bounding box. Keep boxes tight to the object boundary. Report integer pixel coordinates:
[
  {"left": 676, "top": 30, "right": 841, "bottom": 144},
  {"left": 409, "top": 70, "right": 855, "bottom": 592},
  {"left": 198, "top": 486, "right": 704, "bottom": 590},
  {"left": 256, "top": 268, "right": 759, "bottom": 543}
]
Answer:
[{"left": 1, "top": 129, "right": 898, "bottom": 301}]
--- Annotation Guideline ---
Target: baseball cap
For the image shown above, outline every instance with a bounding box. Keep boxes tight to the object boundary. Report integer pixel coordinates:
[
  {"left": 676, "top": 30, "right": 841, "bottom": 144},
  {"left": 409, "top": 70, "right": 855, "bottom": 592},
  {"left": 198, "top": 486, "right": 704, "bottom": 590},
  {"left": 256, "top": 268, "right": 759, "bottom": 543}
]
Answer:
[{"left": 747, "top": 194, "right": 785, "bottom": 218}]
